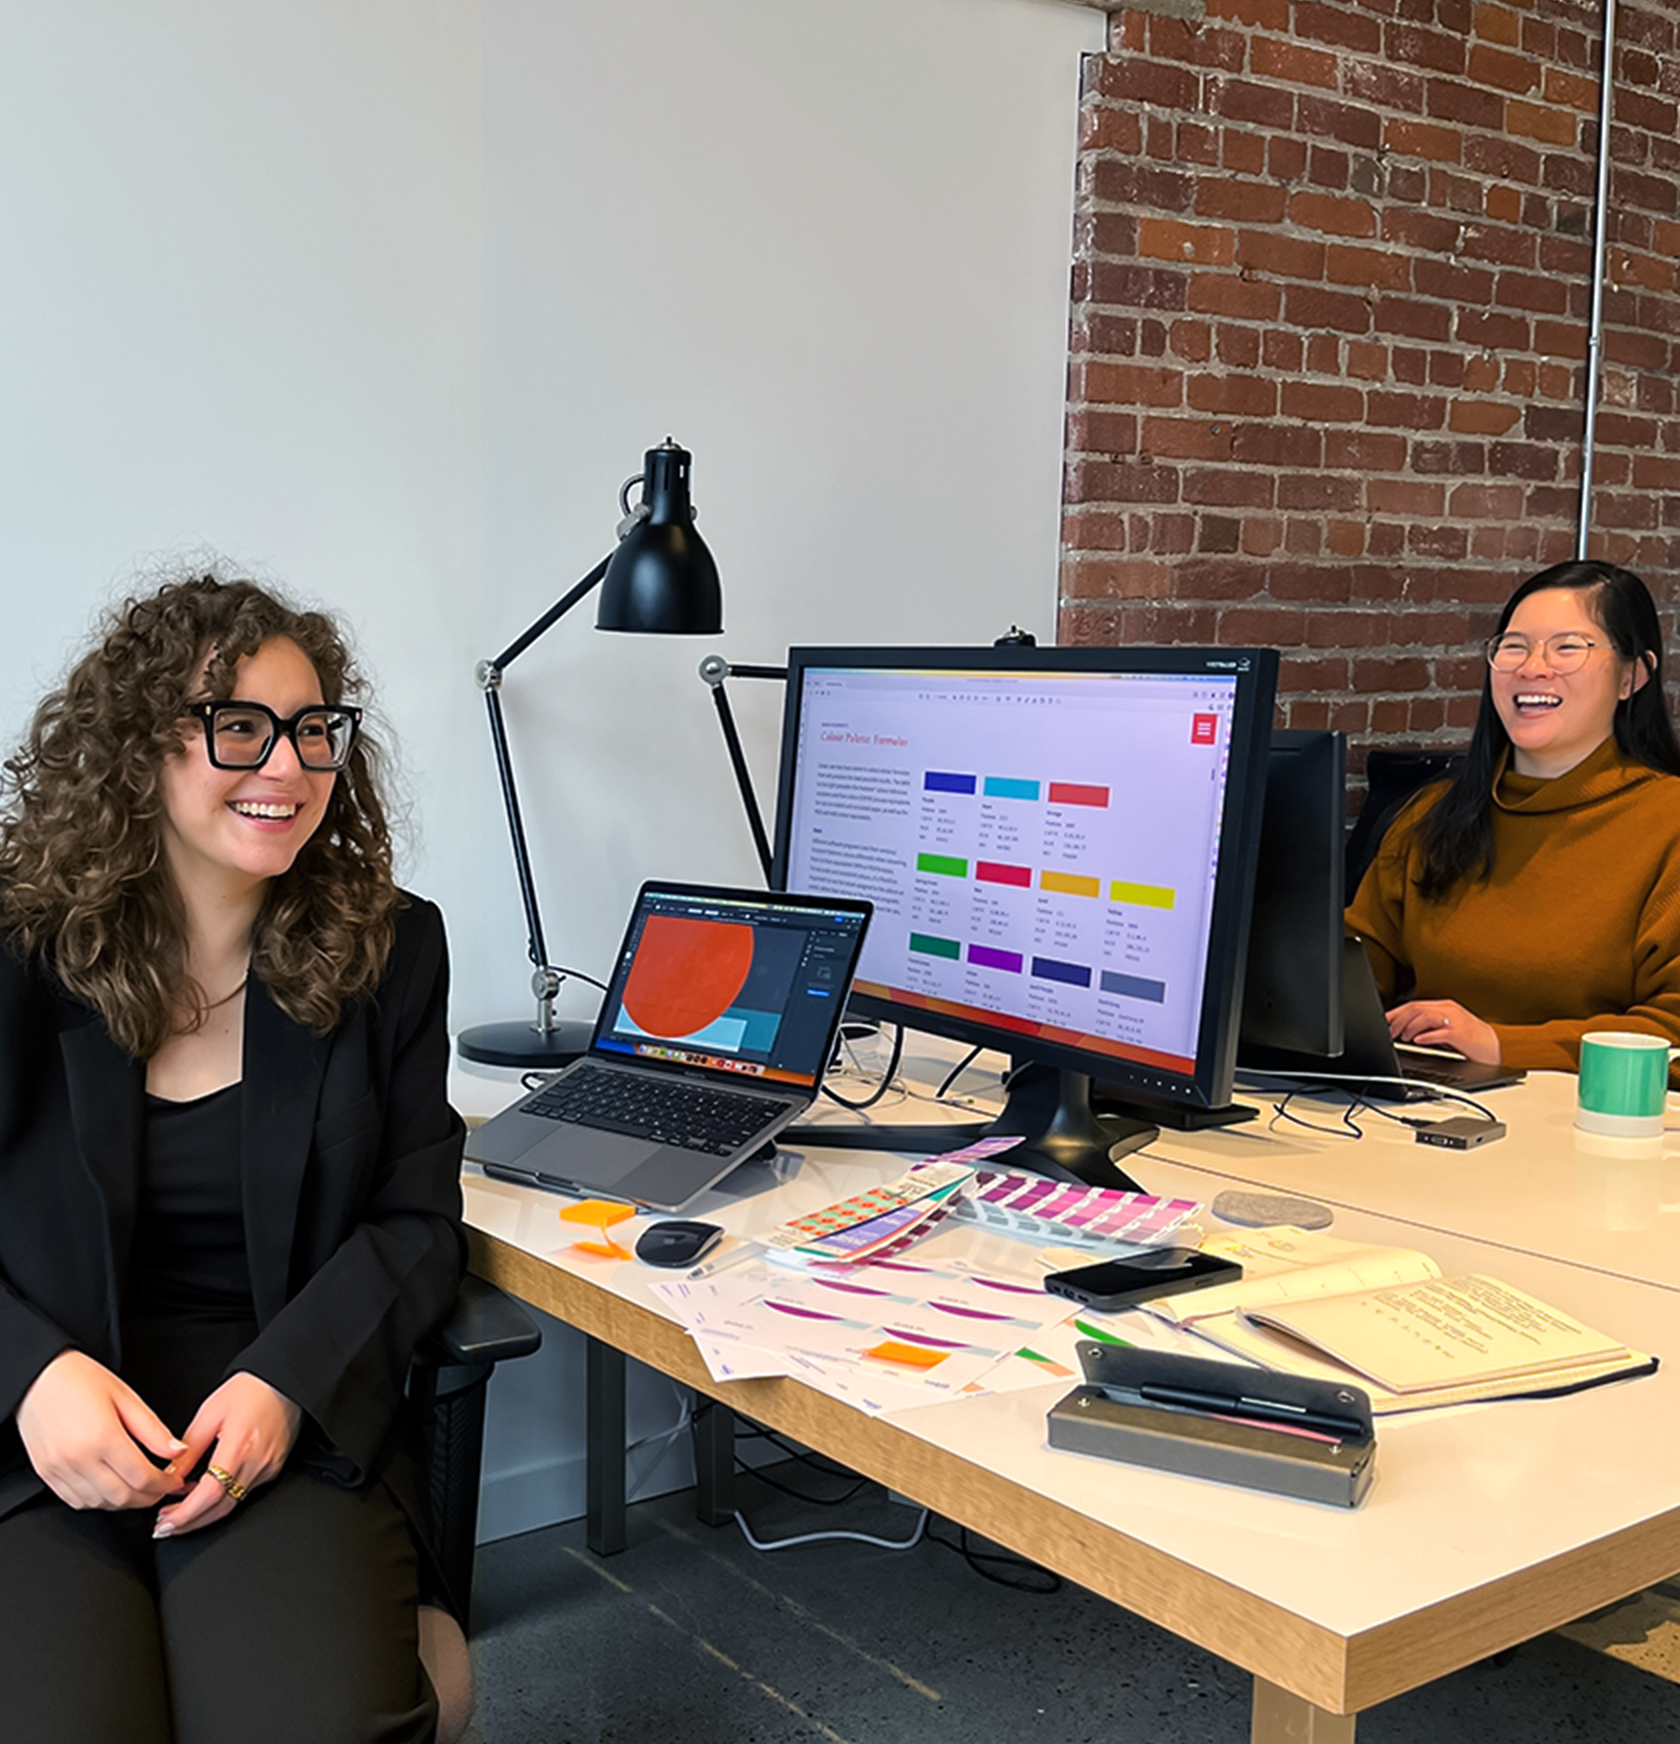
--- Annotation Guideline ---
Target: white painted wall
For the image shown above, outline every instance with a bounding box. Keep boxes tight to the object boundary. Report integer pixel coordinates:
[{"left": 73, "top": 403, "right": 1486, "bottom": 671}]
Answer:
[
  {"left": 0, "top": 0, "right": 1101, "bottom": 1538},
  {"left": 0, "top": 0, "right": 484, "bottom": 827}
]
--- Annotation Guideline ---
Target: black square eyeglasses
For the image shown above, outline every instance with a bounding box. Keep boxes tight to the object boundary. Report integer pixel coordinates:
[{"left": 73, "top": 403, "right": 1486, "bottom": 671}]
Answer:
[{"left": 183, "top": 700, "right": 362, "bottom": 771}]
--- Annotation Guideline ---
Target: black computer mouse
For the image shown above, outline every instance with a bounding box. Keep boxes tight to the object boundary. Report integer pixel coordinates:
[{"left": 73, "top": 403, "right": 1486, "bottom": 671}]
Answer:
[{"left": 634, "top": 1220, "right": 724, "bottom": 1268}]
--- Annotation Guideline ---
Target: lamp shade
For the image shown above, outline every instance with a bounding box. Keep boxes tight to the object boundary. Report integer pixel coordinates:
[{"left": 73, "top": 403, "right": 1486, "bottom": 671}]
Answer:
[{"left": 596, "top": 440, "right": 723, "bottom": 634}]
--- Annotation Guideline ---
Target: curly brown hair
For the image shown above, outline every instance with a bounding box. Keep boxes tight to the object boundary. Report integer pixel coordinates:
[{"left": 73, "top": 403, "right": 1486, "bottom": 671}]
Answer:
[{"left": 0, "top": 572, "right": 403, "bottom": 1056}]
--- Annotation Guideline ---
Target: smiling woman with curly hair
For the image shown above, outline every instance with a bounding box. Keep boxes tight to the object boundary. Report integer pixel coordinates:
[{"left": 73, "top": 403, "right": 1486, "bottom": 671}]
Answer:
[
  {"left": 0, "top": 568, "right": 464, "bottom": 1744},
  {"left": 1, "top": 574, "right": 403, "bottom": 1054}
]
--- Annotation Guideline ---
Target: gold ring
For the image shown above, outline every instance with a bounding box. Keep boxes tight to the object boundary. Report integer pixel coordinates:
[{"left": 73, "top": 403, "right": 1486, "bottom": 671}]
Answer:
[{"left": 207, "top": 1464, "right": 249, "bottom": 1503}]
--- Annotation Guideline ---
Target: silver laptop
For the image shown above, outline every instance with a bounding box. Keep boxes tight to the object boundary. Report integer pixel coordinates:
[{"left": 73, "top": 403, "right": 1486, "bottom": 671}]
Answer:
[{"left": 466, "top": 881, "right": 872, "bottom": 1210}]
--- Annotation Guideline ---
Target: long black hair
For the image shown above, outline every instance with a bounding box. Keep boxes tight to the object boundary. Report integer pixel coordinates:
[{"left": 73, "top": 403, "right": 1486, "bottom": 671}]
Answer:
[{"left": 1411, "top": 559, "right": 1680, "bottom": 900}]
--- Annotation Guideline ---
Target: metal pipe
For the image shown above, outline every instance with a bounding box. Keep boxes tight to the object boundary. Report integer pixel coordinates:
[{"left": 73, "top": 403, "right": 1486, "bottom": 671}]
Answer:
[{"left": 1577, "top": 0, "right": 1618, "bottom": 559}]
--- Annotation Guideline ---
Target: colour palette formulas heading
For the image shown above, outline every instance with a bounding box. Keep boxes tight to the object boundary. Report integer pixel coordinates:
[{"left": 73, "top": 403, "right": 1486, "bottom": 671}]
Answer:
[{"left": 780, "top": 666, "right": 1240, "bottom": 1076}]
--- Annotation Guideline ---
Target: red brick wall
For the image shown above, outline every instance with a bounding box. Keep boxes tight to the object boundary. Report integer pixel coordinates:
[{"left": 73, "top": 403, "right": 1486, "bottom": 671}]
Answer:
[{"left": 1058, "top": 0, "right": 1680, "bottom": 761}]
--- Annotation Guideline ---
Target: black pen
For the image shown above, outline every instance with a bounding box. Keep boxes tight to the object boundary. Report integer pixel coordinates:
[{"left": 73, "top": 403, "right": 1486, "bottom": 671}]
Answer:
[{"left": 1138, "top": 1383, "right": 1353, "bottom": 1438}]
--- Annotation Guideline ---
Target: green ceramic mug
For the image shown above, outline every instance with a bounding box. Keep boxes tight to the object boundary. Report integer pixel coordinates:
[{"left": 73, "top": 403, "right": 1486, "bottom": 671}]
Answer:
[{"left": 1576, "top": 1031, "right": 1677, "bottom": 1137}]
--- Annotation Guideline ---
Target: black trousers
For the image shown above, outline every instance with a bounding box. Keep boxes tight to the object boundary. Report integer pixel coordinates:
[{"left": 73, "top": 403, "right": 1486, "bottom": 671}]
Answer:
[{"left": 0, "top": 1315, "right": 436, "bottom": 1744}]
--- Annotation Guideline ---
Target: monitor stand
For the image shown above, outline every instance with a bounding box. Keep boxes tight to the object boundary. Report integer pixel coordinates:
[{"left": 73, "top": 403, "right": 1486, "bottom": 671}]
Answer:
[
  {"left": 778, "top": 1060, "right": 1152, "bottom": 1191},
  {"left": 984, "top": 1063, "right": 1152, "bottom": 1190}
]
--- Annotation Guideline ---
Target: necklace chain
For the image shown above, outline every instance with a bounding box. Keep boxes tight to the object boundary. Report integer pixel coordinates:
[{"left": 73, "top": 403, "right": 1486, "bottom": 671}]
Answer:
[{"left": 200, "top": 973, "right": 249, "bottom": 1013}]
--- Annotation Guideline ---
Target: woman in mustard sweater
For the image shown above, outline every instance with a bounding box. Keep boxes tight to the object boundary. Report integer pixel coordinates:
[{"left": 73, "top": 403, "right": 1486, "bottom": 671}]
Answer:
[{"left": 1346, "top": 559, "right": 1680, "bottom": 1072}]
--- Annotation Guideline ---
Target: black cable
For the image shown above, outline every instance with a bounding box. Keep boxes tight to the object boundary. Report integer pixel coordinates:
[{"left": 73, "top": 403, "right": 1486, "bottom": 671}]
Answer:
[
  {"left": 733, "top": 1454, "right": 873, "bottom": 1507},
  {"left": 1267, "top": 1087, "right": 1365, "bottom": 1139},
  {"left": 934, "top": 1044, "right": 986, "bottom": 1101},
  {"left": 739, "top": 1424, "right": 872, "bottom": 1482},
  {"left": 820, "top": 1022, "right": 906, "bottom": 1110},
  {"left": 1241, "top": 1066, "right": 1500, "bottom": 1123},
  {"left": 924, "top": 1521, "right": 1062, "bottom": 1594}
]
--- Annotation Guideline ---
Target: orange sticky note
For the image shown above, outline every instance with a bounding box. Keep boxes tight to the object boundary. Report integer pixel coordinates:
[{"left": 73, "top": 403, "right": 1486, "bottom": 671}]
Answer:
[
  {"left": 559, "top": 1200, "right": 633, "bottom": 1230},
  {"left": 560, "top": 1199, "right": 633, "bottom": 1260},
  {"left": 864, "top": 1340, "right": 947, "bottom": 1370}
]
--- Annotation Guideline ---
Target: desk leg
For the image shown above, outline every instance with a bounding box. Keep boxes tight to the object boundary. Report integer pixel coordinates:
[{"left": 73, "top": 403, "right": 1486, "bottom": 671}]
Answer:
[
  {"left": 691, "top": 1395, "right": 735, "bottom": 1527},
  {"left": 586, "top": 1336, "right": 627, "bottom": 1556},
  {"left": 1251, "top": 1680, "right": 1355, "bottom": 1744}
]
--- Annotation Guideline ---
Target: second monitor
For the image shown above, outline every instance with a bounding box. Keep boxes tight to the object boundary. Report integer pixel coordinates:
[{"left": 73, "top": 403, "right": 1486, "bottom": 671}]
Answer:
[{"left": 771, "top": 643, "right": 1278, "bottom": 1185}]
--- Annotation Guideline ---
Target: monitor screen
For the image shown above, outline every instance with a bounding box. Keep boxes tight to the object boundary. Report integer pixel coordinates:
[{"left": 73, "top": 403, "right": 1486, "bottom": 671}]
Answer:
[
  {"left": 1238, "top": 730, "right": 1346, "bottom": 1062},
  {"left": 770, "top": 645, "right": 1277, "bottom": 1180}
]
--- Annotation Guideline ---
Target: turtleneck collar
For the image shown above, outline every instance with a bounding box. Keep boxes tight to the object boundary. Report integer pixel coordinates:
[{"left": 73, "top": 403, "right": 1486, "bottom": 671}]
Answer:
[{"left": 1493, "top": 735, "right": 1649, "bottom": 815}]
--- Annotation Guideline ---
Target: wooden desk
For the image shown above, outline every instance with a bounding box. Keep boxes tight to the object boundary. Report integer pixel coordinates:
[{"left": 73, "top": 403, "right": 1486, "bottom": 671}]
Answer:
[{"left": 463, "top": 1139, "right": 1680, "bottom": 1744}]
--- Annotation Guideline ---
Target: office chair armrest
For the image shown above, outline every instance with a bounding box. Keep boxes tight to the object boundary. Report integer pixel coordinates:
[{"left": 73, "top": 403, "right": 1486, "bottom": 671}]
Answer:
[{"left": 419, "top": 1272, "right": 542, "bottom": 1370}]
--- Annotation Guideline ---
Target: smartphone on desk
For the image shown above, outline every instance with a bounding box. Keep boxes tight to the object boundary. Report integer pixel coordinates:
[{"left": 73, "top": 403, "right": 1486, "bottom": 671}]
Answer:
[{"left": 1044, "top": 1247, "right": 1241, "bottom": 1311}]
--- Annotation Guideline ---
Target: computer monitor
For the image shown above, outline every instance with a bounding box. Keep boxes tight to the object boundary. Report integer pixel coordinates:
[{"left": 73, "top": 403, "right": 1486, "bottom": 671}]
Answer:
[
  {"left": 1237, "top": 730, "right": 1346, "bottom": 1062},
  {"left": 769, "top": 644, "right": 1278, "bottom": 1186}
]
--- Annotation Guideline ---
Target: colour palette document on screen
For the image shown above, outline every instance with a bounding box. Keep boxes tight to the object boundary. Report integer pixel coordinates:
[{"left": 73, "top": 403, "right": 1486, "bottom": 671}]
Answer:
[{"left": 779, "top": 665, "right": 1240, "bottom": 1077}]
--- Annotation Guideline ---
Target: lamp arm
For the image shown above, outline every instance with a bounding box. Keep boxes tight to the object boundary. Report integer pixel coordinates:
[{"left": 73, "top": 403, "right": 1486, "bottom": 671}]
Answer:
[
  {"left": 481, "top": 683, "right": 556, "bottom": 1000},
  {"left": 698, "top": 656, "right": 787, "bottom": 886},
  {"left": 476, "top": 550, "right": 615, "bottom": 1031},
  {"left": 488, "top": 552, "right": 613, "bottom": 674},
  {"left": 711, "top": 682, "right": 774, "bottom": 883}
]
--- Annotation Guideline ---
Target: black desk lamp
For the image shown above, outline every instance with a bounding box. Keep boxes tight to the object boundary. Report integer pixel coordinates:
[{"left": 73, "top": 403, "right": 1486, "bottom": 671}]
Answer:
[{"left": 459, "top": 438, "right": 723, "bottom": 1069}]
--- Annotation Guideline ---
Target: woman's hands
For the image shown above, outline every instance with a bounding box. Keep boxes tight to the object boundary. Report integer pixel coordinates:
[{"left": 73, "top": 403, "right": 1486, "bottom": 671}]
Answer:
[
  {"left": 1386, "top": 999, "right": 1501, "bottom": 1064},
  {"left": 16, "top": 1350, "right": 189, "bottom": 1511},
  {"left": 153, "top": 1372, "right": 303, "bottom": 1538},
  {"left": 15, "top": 1354, "right": 302, "bottom": 1536}
]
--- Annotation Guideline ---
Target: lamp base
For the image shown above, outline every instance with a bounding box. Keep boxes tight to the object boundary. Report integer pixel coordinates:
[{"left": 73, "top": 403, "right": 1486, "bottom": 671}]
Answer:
[{"left": 457, "top": 1019, "right": 596, "bottom": 1070}]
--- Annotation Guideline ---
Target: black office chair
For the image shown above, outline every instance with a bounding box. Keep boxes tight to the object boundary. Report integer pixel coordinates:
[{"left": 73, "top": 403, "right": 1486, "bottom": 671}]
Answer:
[
  {"left": 1344, "top": 747, "right": 1460, "bottom": 899},
  {"left": 411, "top": 1273, "right": 543, "bottom": 1743}
]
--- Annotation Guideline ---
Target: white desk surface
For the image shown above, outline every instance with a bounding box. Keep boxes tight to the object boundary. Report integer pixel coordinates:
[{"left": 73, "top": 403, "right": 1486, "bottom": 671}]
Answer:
[
  {"left": 460, "top": 1114, "right": 1680, "bottom": 1718},
  {"left": 1144, "top": 1068, "right": 1680, "bottom": 1295}
]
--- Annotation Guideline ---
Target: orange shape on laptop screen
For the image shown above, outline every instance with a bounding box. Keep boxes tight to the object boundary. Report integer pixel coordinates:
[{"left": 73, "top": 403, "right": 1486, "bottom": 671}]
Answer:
[{"left": 622, "top": 915, "right": 754, "bottom": 1039}]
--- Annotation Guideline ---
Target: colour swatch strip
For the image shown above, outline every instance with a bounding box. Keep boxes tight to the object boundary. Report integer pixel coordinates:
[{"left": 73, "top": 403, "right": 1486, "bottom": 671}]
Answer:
[
  {"left": 1032, "top": 957, "right": 1091, "bottom": 988},
  {"left": 1101, "top": 969, "right": 1166, "bottom": 1003},
  {"left": 1046, "top": 782, "right": 1109, "bottom": 808},
  {"left": 1110, "top": 880, "right": 1175, "bottom": 909},
  {"left": 967, "top": 945, "right": 1023, "bottom": 974},
  {"left": 937, "top": 943, "right": 1162, "bottom": 1003},
  {"left": 1040, "top": 870, "right": 1101, "bottom": 898},
  {"left": 976, "top": 861, "right": 1033, "bottom": 888},
  {"left": 922, "top": 774, "right": 1111, "bottom": 809}
]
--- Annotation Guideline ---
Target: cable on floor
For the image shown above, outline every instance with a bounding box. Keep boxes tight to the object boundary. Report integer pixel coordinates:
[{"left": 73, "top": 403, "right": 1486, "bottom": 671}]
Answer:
[{"left": 733, "top": 1506, "right": 928, "bottom": 1554}]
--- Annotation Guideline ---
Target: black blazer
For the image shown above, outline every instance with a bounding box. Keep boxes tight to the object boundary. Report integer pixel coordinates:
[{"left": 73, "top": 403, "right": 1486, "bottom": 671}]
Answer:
[{"left": 0, "top": 895, "right": 467, "bottom": 1522}]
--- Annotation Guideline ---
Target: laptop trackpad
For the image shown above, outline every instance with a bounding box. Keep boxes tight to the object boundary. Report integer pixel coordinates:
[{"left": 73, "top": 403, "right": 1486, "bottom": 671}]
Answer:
[{"left": 539, "top": 1127, "right": 664, "bottom": 1187}]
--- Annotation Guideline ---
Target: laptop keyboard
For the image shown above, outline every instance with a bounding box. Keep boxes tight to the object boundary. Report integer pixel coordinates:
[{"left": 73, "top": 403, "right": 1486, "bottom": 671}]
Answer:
[{"left": 523, "top": 1064, "right": 791, "bottom": 1155}]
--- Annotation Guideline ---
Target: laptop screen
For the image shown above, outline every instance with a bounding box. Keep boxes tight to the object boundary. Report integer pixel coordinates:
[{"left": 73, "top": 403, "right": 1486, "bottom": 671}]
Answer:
[{"left": 591, "top": 883, "right": 872, "bottom": 1090}]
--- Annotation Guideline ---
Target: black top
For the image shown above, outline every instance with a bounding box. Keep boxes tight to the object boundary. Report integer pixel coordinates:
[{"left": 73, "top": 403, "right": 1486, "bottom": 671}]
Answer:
[{"left": 126, "top": 1083, "right": 253, "bottom": 1319}]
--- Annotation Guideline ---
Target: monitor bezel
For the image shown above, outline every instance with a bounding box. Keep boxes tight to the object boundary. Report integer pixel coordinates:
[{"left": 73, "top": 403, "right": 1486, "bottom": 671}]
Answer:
[{"left": 769, "top": 643, "right": 1278, "bottom": 1118}]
